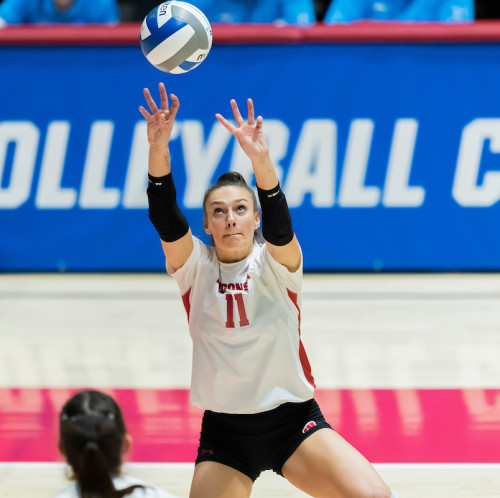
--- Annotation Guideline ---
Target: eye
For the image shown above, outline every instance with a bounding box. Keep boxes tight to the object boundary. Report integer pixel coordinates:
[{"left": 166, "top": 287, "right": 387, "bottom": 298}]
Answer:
[
  {"left": 237, "top": 204, "right": 246, "bottom": 212},
  {"left": 214, "top": 207, "right": 223, "bottom": 215}
]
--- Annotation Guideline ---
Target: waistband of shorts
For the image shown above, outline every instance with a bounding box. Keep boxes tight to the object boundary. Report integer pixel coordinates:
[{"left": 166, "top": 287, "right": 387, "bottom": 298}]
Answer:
[{"left": 204, "top": 398, "right": 315, "bottom": 427}]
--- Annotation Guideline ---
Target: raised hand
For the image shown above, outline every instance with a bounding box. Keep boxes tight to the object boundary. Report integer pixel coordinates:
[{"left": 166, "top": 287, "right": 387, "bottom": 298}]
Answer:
[
  {"left": 216, "top": 99, "right": 269, "bottom": 162},
  {"left": 139, "top": 82, "right": 179, "bottom": 149}
]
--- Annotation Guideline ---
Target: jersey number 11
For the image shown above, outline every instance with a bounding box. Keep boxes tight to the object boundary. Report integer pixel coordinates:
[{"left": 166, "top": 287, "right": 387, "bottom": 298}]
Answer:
[{"left": 225, "top": 294, "right": 249, "bottom": 328}]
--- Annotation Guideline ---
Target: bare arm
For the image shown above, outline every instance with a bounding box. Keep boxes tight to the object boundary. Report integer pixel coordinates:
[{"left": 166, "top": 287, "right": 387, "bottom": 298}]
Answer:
[
  {"left": 215, "top": 99, "right": 301, "bottom": 272},
  {"left": 139, "top": 83, "right": 193, "bottom": 272}
]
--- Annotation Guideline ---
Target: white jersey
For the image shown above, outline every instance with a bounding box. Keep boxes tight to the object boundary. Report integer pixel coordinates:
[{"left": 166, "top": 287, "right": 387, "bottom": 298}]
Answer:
[
  {"left": 54, "top": 474, "right": 177, "bottom": 498},
  {"left": 169, "top": 237, "right": 315, "bottom": 414}
]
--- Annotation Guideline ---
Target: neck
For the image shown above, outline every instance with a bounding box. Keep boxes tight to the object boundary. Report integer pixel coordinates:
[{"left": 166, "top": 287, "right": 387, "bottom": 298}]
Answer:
[{"left": 216, "top": 243, "right": 253, "bottom": 263}]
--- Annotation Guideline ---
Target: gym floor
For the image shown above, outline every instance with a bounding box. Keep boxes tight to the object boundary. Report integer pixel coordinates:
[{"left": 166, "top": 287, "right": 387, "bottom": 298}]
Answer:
[{"left": 1, "top": 273, "right": 499, "bottom": 497}]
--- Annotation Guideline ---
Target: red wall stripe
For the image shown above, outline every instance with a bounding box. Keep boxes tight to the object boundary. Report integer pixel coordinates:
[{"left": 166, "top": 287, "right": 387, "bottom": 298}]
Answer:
[{"left": 2, "top": 21, "right": 500, "bottom": 47}]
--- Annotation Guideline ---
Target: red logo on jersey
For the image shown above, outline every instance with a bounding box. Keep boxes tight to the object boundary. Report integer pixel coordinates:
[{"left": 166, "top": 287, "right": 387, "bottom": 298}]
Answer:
[
  {"left": 201, "top": 449, "right": 214, "bottom": 455},
  {"left": 302, "top": 421, "right": 317, "bottom": 434},
  {"left": 217, "top": 274, "right": 250, "bottom": 294}
]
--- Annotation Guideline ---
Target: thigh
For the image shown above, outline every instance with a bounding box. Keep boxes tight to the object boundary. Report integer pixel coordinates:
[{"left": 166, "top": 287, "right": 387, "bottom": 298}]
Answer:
[
  {"left": 281, "top": 429, "right": 391, "bottom": 498},
  {"left": 189, "top": 461, "right": 253, "bottom": 498},
  {"left": 195, "top": 410, "right": 263, "bottom": 481}
]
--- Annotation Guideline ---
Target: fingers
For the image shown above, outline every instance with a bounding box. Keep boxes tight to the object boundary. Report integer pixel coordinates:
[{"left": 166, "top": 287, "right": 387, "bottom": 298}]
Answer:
[
  {"left": 158, "top": 112, "right": 168, "bottom": 131},
  {"left": 228, "top": 98, "right": 257, "bottom": 128},
  {"left": 255, "top": 115, "right": 263, "bottom": 131},
  {"left": 143, "top": 87, "right": 159, "bottom": 114},
  {"left": 247, "top": 99, "right": 254, "bottom": 125},
  {"left": 169, "top": 93, "right": 180, "bottom": 119},
  {"left": 159, "top": 82, "right": 169, "bottom": 112},
  {"left": 215, "top": 113, "right": 237, "bottom": 134},
  {"left": 230, "top": 99, "right": 245, "bottom": 127},
  {"left": 138, "top": 106, "right": 151, "bottom": 120},
  {"left": 143, "top": 85, "right": 180, "bottom": 128}
]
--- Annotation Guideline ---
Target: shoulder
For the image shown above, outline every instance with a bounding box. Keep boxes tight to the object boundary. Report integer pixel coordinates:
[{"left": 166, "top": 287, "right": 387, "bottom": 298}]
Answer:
[
  {"left": 168, "top": 236, "right": 213, "bottom": 271},
  {"left": 54, "top": 476, "right": 177, "bottom": 498},
  {"left": 114, "top": 475, "right": 177, "bottom": 497},
  {"left": 259, "top": 242, "right": 303, "bottom": 291},
  {"left": 53, "top": 483, "right": 78, "bottom": 498}
]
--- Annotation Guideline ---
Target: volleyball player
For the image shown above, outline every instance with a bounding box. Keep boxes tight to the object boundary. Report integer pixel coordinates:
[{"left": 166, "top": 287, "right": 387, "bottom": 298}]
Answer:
[
  {"left": 56, "top": 390, "right": 176, "bottom": 498},
  {"left": 139, "top": 82, "right": 399, "bottom": 498}
]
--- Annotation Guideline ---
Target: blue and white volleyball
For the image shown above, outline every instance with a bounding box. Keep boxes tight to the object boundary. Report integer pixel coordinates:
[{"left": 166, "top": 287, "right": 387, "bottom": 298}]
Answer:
[{"left": 140, "top": 1, "right": 212, "bottom": 74}]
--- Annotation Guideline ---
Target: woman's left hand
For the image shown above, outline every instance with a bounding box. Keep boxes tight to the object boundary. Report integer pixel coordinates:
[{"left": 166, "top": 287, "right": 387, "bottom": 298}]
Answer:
[{"left": 216, "top": 99, "right": 269, "bottom": 162}]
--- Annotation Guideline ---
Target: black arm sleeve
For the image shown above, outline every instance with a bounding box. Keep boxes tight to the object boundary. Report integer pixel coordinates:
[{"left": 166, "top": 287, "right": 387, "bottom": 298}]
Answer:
[
  {"left": 257, "top": 183, "right": 294, "bottom": 246},
  {"left": 146, "top": 173, "right": 189, "bottom": 243}
]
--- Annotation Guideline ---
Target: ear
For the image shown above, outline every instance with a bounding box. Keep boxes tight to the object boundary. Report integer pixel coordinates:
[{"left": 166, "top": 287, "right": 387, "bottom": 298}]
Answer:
[
  {"left": 254, "top": 211, "right": 261, "bottom": 230},
  {"left": 203, "top": 214, "right": 210, "bottom": 234},
  {"left": 121, "top": 433, "right": 132, "bottom": 455}
]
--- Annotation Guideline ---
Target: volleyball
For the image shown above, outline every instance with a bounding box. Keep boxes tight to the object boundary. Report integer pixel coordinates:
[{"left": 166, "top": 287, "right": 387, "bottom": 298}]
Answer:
[{"left": 140, "top": 1, "right": 212, "bottom": 74}]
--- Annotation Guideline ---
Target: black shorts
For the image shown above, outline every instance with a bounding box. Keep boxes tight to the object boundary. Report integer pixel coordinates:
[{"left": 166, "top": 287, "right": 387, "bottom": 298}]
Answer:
[{"left": 195, "top": 398, "right": 332, "bottom": 481}]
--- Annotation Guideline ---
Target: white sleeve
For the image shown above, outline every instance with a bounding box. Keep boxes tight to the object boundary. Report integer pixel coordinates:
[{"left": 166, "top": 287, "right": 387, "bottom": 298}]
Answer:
[
  {"left": 263, "top": 243, "right": 303, "bottom": 293},
  {"left": 151, "top": 488, "right": 179, "bottom": 498},
  {"left": 54, "top": 478, "right": 178, "bottom": 498},
  {"left": 133, "top": 486, "right": 179, "bottom": 497},
  {"left": 115, "top": 475, "right": 179, "bottom": 498},
  {"left": 168, "top": 237, "right": 210, "bottom": 295},
  {"left": 53, "top": 484, "right": 78, "bottom": 497}
]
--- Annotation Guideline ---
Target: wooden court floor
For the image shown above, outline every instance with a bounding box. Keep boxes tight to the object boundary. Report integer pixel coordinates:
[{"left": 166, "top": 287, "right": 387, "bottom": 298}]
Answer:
[{"left": 0, "top": 273, "right": 499, "bottom": 497}]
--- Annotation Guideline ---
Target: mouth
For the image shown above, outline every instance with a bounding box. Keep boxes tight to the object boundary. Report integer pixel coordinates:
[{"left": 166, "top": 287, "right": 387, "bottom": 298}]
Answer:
[{"left": 223, "top": 233, "right": 242, "bottom": 238}]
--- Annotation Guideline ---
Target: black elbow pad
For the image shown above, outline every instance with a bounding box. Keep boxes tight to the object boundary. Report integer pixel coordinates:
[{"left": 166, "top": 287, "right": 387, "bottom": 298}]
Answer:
[
  {"left": 147, "top": 173, "right": 189, "bottom": 243},
  {"left": 257, "top": 183, "right": 294, "bottom": 246}
]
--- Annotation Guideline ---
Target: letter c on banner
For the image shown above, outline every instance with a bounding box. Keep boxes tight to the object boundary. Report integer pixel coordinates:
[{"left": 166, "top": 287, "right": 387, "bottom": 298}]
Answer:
[{"left": 453, "top": 119, "right": 500, "bottom": 207}]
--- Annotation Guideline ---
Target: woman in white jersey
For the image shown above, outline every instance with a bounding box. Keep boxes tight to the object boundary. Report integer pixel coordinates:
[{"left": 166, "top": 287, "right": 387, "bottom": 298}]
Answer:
[
  {"left": 56, "top": 390, "right": 176, "bottom": 498},
  {"left": 140, "top": 83, "right": 397, "bottom": 498}
]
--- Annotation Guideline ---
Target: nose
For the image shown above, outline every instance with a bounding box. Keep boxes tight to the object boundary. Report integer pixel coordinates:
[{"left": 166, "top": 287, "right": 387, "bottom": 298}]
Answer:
[{"left": 227, "top": 210, "right": 236, "bottom": 227}]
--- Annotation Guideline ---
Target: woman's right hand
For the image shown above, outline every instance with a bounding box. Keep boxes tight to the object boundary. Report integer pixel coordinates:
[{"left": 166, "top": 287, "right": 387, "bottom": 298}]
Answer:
[{"left": 139, "top": 82, "right": 179, "bottom": 149}]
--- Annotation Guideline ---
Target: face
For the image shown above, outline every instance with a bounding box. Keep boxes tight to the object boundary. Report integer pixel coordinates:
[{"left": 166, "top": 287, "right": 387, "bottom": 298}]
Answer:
[
  {"left": 204, "top": 186, "right": 260, "bottom": 263},
  {"left": 54, "top": 0, "right": 75, "bottom": 11}
]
